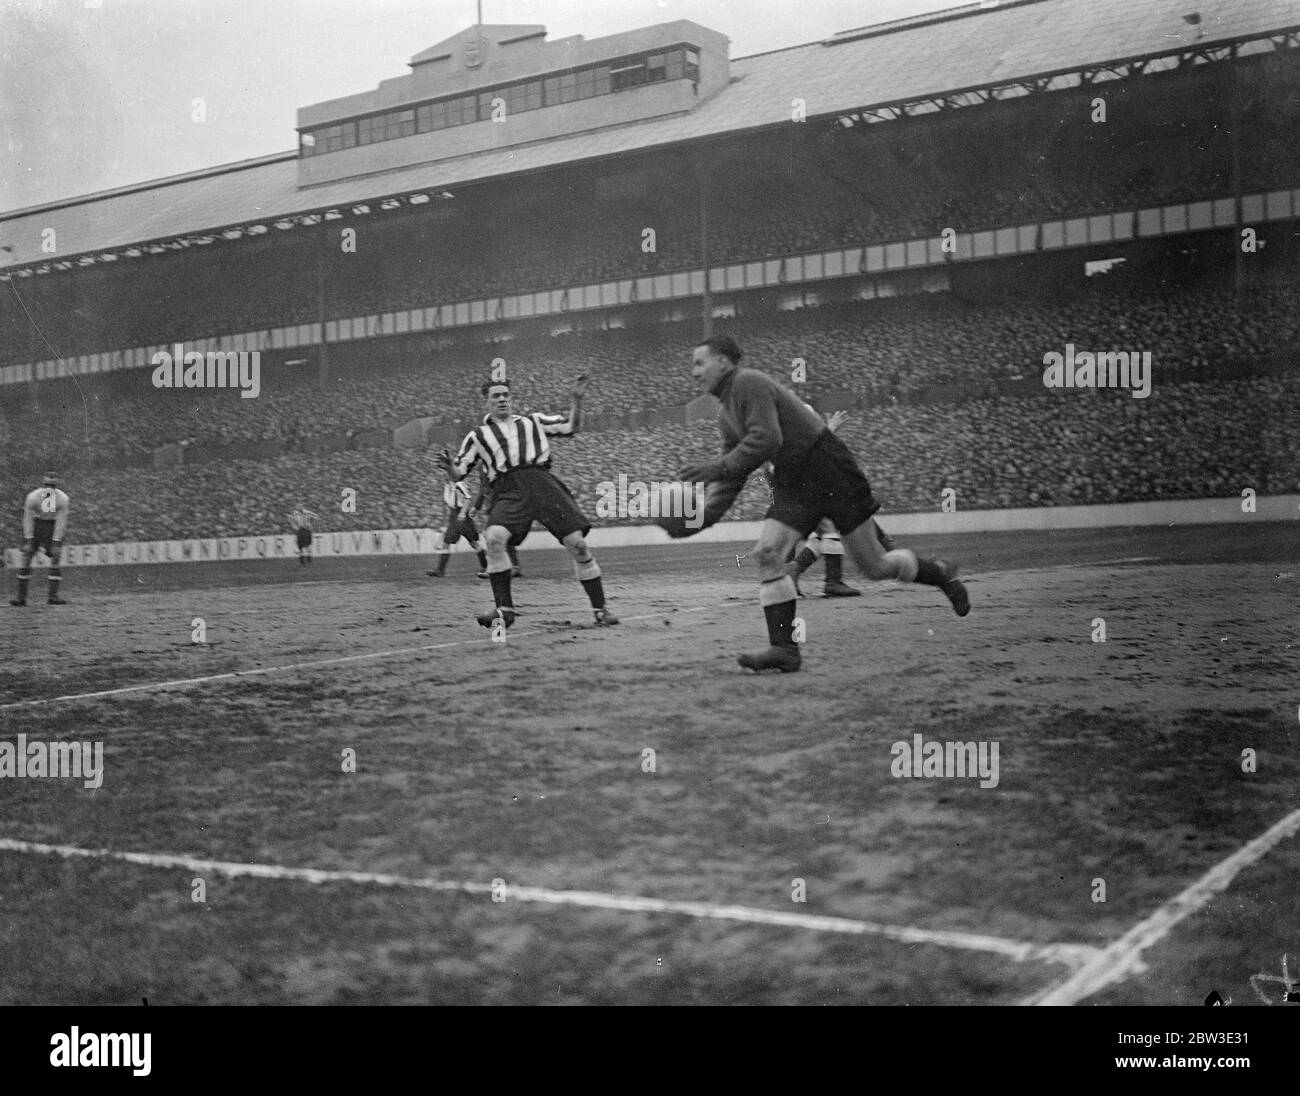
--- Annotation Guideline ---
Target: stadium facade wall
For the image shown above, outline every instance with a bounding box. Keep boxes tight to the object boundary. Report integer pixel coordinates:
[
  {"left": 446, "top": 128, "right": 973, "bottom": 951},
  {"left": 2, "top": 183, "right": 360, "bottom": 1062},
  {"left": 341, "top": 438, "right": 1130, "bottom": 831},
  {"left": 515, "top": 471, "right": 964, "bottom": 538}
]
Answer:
[
  {"left": 7, "top": 197, "right": 1298, "bottom": 386},
  {"left": 7, "top": 497, "right": 1295, "bottom": 569}
]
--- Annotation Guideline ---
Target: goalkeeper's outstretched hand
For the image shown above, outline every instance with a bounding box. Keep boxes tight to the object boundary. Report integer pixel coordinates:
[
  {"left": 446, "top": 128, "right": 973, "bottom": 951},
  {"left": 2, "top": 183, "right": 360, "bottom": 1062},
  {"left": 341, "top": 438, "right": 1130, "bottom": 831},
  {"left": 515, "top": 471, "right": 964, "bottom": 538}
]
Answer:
[
  {"left": 653, "top": 476, "right": 747, "bottom": 539},
  {"left": 676, "top": 460, "right": 726, "bottom": 485}
]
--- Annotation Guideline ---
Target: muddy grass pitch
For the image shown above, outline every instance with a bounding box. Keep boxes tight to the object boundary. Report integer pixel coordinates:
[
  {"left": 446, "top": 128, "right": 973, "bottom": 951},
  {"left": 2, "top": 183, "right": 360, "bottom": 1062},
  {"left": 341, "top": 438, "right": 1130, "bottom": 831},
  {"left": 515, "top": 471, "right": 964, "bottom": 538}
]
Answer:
[{"left": 1, "top": 523, "right": 1295, "bottom": 1005}]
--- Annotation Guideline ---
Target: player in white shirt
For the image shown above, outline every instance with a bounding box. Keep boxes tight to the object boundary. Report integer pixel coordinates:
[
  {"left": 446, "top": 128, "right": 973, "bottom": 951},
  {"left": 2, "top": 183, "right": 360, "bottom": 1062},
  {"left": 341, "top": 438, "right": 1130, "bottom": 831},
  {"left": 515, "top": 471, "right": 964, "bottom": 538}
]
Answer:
[
  {"left": 12, "top": 474, "right": 70, "bottom": 606},
  {"left": 290, "top": 507, "right": 320, "bottom": 566}
]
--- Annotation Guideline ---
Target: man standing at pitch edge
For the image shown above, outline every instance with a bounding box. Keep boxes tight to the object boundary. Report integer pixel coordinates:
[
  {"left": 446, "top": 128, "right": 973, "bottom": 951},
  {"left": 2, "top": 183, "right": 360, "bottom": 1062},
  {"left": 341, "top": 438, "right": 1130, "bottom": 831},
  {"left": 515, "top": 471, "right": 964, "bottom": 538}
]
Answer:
[
  {"left": 12, "top": 473, "right": 70, "bottom": 606},
  {"left": 439, "top": 375, "right": 616, "bottom": 629},
  {"left": 669, "top": 336, "right": 968, "bottom": 672}
]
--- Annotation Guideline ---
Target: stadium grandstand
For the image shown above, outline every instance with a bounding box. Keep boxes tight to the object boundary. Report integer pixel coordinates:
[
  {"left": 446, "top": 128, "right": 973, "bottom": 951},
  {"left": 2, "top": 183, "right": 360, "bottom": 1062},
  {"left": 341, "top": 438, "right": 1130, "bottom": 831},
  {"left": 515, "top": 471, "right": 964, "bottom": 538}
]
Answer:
[{"left": 1, "top": 0, "right": 1298, "bottom": 546}]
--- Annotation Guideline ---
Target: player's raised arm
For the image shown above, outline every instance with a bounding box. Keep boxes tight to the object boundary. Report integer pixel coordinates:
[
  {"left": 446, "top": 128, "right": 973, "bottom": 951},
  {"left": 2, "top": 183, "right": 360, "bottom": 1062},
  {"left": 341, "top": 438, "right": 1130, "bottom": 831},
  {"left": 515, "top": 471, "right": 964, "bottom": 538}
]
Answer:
[
  {"left": 535, "top": 374, "right": 590, "bottom": 437},
  {"left": 567, "top": 373, "right": 589, "bottom": 434}
]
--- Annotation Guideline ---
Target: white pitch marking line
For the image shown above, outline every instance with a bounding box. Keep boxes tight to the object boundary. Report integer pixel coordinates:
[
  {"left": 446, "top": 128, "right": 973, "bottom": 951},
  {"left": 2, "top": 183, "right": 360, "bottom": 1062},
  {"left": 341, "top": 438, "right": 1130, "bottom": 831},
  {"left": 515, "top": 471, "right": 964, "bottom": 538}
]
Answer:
[
  {"left": 0, "top": 607, "right": 715, "bottom": 710},
  {"left": 1028, "top": 806, "right": 1300, "bottom": 1005},
  {"left": 1014, "top": 556, "right": 1160, "bottom": 574},
  {"left": 0, "top": 837, "right": 1099, "bottom": 968}
]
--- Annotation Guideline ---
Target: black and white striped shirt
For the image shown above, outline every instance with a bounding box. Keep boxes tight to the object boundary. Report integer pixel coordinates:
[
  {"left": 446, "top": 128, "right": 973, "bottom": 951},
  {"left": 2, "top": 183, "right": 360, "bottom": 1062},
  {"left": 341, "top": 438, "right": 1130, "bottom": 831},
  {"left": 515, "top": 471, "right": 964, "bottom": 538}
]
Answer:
[{"left": 452, "top": 412, "right": 574, "bottom": 484}]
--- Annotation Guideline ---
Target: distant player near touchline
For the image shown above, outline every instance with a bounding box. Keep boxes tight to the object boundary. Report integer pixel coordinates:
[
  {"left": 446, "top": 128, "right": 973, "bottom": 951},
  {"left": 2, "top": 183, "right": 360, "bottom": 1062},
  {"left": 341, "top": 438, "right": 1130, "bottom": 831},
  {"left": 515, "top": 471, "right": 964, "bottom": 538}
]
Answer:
[
  {"left": 657, "top": 335, "right": 968, "bottom": 673},
  {"left": 437, "top": 375, "right": 616, "bottom": 629},
  {"left": 427, "top": 467, "right": 523, "bottom": 580},
  {"left": 12, "top": 473, "right": 70, "bottom": 606},
  {"left": 290, "top": 506, "right": 320, "bottom": 566}
]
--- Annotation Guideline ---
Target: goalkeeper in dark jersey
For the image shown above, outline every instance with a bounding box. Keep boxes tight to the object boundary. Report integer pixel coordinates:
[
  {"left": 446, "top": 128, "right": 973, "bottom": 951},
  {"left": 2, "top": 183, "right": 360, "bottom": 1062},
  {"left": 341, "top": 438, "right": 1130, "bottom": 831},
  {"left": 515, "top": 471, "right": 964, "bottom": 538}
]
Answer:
[{"left": 658, "top": 335, "right": 968, "bottom": 673}]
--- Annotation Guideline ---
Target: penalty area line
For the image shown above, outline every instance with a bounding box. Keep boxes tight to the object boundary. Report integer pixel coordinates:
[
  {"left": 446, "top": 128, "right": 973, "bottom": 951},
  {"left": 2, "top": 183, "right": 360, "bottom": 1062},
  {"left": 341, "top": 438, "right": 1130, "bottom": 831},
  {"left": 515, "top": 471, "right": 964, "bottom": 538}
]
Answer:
[
  {"left": 1027, "top": 805, "right": 1300, "bottom": 1005},
  {"left": 0, "top": 837, "right": 1099, "bottom": 969},
  {"left": 0, "top": 607, "right": 716, "bottom": 710}
]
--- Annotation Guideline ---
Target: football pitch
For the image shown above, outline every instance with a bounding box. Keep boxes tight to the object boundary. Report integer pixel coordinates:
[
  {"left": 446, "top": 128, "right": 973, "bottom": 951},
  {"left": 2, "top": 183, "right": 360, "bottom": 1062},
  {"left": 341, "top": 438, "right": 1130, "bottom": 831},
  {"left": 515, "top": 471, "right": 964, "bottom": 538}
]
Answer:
[{"left": 1, "top": 522, "right": 1296, "bottom": 1005}]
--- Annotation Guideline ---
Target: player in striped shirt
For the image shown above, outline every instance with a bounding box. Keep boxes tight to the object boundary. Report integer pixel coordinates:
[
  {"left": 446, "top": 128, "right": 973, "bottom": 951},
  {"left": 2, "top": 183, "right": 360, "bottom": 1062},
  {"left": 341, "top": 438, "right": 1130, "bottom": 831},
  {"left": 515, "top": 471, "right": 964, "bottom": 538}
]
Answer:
[
  {"left": 290, "top": 507, "right": 319, "bottom": 566},
  {"left": 12, "top": 474, "right": 70, "bottom": 606},
  {"left": 437, "top": 376, "right": 616, "bottom": 629}
]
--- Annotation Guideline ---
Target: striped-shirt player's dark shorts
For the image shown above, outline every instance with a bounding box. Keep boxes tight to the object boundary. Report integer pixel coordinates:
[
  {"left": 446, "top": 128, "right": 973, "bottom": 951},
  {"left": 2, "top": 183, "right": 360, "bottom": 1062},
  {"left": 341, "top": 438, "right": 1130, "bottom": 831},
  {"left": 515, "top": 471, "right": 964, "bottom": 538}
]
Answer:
[
  {"left": 768, "top": 429, "right": 881, "bottom": 539},
  {"left": 486, "top": 466, "right": 591, "bottom": 546},
  {"left": 31, "top": 518, "right": 58, "bottom": 557},
  {"left": 296, "top": 526, "right": 313, "bottom": 549}
]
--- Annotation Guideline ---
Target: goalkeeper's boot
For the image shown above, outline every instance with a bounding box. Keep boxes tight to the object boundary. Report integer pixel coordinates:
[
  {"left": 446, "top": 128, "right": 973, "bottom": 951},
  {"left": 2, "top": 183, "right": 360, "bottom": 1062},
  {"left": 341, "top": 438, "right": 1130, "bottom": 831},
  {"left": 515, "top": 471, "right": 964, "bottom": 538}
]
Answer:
[
  {"left": 738, "top": 646, "right": 802, "bottom": 673},
  {"left": 593, "top": 607, "right": 618, "bottom": 626},
  {"left": 48, "top": 596, "right": 67, "bottom": 605},
  {"left": 476, "top": 607, "right": 516, "bottom": 629},
  {"left": 822, "top": 555, "right": 860, "bottom": 598},
  {"left": 935, "top": 560, "right": 970, "bottom": 617}
]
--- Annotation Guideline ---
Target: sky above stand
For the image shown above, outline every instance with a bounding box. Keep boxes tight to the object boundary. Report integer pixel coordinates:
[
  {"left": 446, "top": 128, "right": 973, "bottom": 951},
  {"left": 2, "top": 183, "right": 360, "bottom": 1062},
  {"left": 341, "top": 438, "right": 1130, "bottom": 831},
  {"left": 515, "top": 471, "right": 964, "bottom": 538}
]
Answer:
[{"left": 1, "top": 0, "right": 956, "bottom": 210}]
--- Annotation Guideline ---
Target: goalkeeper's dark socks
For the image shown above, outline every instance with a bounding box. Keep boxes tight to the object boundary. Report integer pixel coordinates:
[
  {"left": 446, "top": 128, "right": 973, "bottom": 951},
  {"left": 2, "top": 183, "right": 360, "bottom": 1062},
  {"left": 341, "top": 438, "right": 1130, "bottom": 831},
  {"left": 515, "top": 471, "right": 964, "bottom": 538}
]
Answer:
[
  {"left": 793, "top": 546, "right": 818, "bottom": 573},
  {"left": 913, "top": 557, "right": 948, "bottom": 587},
  {"left": 488, "top": 569, "right": 514, "bottom": 610},
  {"left": 12, "top": 577, "right": 28, "bottom": 605},
  {"left": 759, "top": 576, "right": 799, "bottom": 650},
  {"left": 580, "top": 576, "right": 606, "bottom": 610},
  {"left": 508, "top": 546, "right": 521, "bottom": 568},
  {"left": 824, "top": 554, "right": 843, "bottom": 583},
  {"left": 475, "top": 550, "right": 488, "bottom": 571}
]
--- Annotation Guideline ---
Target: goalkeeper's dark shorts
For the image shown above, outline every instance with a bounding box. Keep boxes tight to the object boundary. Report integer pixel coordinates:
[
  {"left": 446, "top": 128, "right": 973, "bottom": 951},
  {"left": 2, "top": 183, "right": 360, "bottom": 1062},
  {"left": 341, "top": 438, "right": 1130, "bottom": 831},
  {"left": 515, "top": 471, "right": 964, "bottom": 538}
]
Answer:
[
  {"left": 485, "top": 466, "right": 591, "bottom": 546},
  {"left": 768, "top": 430, "right": 880, "bottom": 539}
]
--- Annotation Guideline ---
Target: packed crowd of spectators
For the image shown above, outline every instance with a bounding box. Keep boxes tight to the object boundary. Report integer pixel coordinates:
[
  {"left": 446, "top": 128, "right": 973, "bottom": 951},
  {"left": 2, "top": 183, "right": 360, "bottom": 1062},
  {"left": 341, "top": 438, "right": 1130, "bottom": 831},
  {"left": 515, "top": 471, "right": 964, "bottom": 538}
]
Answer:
[
  {"left": 3, "top": 278, "right": 1295, "bottom": 476},
  {"left": 6, "top": 374, "right": 1294, "bottom": 546}
]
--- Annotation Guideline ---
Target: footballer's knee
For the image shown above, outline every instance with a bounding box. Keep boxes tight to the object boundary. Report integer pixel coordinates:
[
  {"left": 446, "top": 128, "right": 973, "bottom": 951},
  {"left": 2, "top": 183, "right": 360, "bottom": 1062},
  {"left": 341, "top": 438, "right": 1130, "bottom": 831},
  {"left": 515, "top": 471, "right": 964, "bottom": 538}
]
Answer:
[
  {"left": 483, "top": 527, "right": 511, "bottom": 563},
  {"left": 844, "top": 529, "right": 891, "bottom": 579},
  {"left": 563, "top": 534, "right": 592, "bottom": 560}
]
